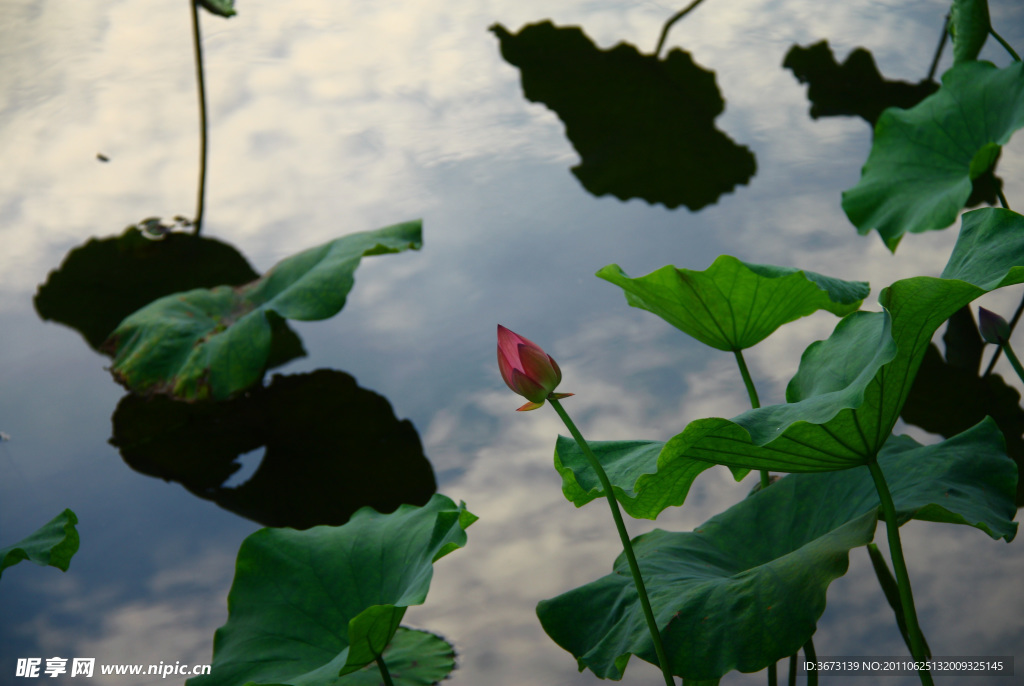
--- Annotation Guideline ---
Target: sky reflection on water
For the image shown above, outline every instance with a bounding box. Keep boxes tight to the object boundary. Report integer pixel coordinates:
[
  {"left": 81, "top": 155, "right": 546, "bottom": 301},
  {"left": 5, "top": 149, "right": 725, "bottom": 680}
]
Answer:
[{"left": 1, "top": 0, "right": 1023, "bottom": 684}]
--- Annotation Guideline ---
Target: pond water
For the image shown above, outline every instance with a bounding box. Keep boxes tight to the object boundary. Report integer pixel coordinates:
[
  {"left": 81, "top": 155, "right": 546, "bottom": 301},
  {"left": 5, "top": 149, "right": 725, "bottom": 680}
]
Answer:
[{"left": 1, "top": 0, "right": 1022, "bottom": 685}]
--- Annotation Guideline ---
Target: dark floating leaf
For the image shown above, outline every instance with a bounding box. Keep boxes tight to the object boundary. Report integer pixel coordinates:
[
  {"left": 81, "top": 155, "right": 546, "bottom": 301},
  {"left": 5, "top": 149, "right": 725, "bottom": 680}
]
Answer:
[
  {"left": 491, "top": 21, "right": 756, "bottom": 210},
  {"left": 110, "top": 370, "right": 437, "bottom": 529},
  {"left": 35, "top": 225, "right": 261, "bottom": 351},
  {"left": 783, "top": 41, "right": 938, "bottom": 127},
  {"left": 901, "top": 307, "right": 1024, "bottom": 506}
]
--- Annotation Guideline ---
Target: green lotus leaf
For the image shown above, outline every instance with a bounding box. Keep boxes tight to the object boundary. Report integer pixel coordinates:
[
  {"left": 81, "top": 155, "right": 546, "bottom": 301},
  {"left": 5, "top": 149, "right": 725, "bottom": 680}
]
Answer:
[
  {"left": 949, "top": 0, "right": 990, "bottom": 64},
  {"left": 842, "top": 61, "right": 1024, "bottom": 250},
  {"left": 198, "top": 0, "right": 236, "bottom": 18},
  {"left": 187, "top": 494, "right": 475, "bottom": 686},
  {"left": 597, "top": 257, "right": 868, "bottom": 351},
  {"left": 590, "top": 209, "right": 1024, "bottom": 518},
  {"left": 537, "top": 419, "right": 1016, "bottom": 681},
  {"left": 337, "top": 628, "right": 456, "bottom": 686},
  {"left": 0, "top": 509, "right": 79, "bottom": 579},
  {"left": 104, "top": 221, "right": 422, "bottom": 401},
  {"left": 554, "top": 438, "right": 747, "bottom": 520},
  {"left": 490, "top": 21, "right": 755, "bottom": 210}
]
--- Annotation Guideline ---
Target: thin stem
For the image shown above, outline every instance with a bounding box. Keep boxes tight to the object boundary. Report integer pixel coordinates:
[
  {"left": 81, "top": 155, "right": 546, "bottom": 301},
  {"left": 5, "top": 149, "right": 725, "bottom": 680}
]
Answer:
[
  {"left": 803, "top": 638, "right": 818, "bottom": 686},
  {"left": 1001, "top": 343, "right": 1024, "bottom": 385},
  {"left": 190, "top": 0, "right": 209, "bottom": 236},
  {"left": 374, "top": 654, "right": 395, "bottom": 686},
  {"left": 733, "top": 349, "right": 761, "bottom": 408},
  {"left": 733, "top": 350, "right": 771, "bottom": 489},
  {"left": 997, "top": 188, "right": 1011, "bottom": 210},
  {"left": 990, "top": 29, "right": 1021, "bottom": 62},
  {"left": 926, "top": 14, "right": 949, "bottom": 82},
  {"left": 867, "top": 543, "right": 931, "bottom": 658},
  {"left": 867, "top": 462, "right": 933, "bottom": 686},
  {"left": 654, "top": 0, "right": 709, "bottom": 58},
  {"left": 767, "top": 662, "right": 777, "bottom": 686},
  {"left": 983, "top": 188, "right": 1017, "bottom": 377},
  {"left": 548, "top": 398, "right": 675, "bottom": 686},
  {"left": 787, "top": 654, "right": 797, "bottom": 686},
  {"left": 984, "top": 291, "right": 1024, "bottom": 377}
]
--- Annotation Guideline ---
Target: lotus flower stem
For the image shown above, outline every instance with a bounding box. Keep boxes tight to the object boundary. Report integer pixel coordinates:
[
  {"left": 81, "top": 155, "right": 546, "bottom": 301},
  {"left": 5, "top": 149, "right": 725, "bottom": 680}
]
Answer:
[
  {"left": 867, "top": 461, "right": 934, "bottom": 686},
  {"left": 190, "top": 0, "right": 208, "bottom": 236},
  {"left": 734, "top": 350, "right": 785, "bottom": 686},
  {"left": 733, "top": 350, "right": 771, "bottom": 490},
  {"left": 374, "top": 654, "right": 395, "bottom": 686},
  {"left": 548, "top": 398, "right": 676, "bottom": 686}
]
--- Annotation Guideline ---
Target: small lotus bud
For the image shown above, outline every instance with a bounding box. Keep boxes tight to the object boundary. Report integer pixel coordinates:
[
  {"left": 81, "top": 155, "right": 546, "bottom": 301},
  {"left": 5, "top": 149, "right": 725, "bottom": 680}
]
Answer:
[{"left": 979, "top": 307, "right": 1010, "bottom": 345}]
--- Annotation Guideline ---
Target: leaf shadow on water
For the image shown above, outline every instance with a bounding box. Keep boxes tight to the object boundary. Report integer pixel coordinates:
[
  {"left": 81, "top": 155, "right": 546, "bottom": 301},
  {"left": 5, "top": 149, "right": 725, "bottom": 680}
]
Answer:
[
  {"left": 110, "top": 369, "right": 437, "bottom": 529},
  {"left": 491, "top": 20, "right": 756, "bottom": 211},
  {"left": 34, "top": 221, "right": 436, "bottom": 528}
]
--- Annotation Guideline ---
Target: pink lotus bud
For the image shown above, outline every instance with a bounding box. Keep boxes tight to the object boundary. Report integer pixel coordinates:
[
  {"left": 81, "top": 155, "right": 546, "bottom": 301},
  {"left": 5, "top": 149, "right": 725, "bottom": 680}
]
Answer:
[
  {"left": 497, "top": 325, "right": 574, "bottom": 411},
  {"left": 979, "top": 307, "right": 1010, "bottom": 345}
]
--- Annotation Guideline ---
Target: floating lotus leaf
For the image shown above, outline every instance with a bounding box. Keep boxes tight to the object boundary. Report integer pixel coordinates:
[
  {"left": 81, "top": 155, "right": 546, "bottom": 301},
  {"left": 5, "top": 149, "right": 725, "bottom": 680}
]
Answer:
[
  {"left": 597, "top": 256, "right": 868, "bottom": 352},
  {"left": 538, "top": 419, "right": 1016, "bottom": 681},
  {"left": 491, "top": 21, "right": 755, "bottom": 210},
  {"left": 188, "top": 494, "right": 475, "bottom": 686},
  {"left": 0, "top": 509, "right": 79, "bottom": 579},
  {"left": 104, "top": 221, "right": 421, "bottom": 401},
  {"left": 842, "top": 61, "right": 1024, "bottom": 250}
]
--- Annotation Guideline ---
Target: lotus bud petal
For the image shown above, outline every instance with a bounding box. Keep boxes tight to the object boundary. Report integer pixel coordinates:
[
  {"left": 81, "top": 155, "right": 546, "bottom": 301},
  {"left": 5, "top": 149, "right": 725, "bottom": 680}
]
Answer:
[{"left": 497, "top": 325, "right": 573, "bottom": 410}]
